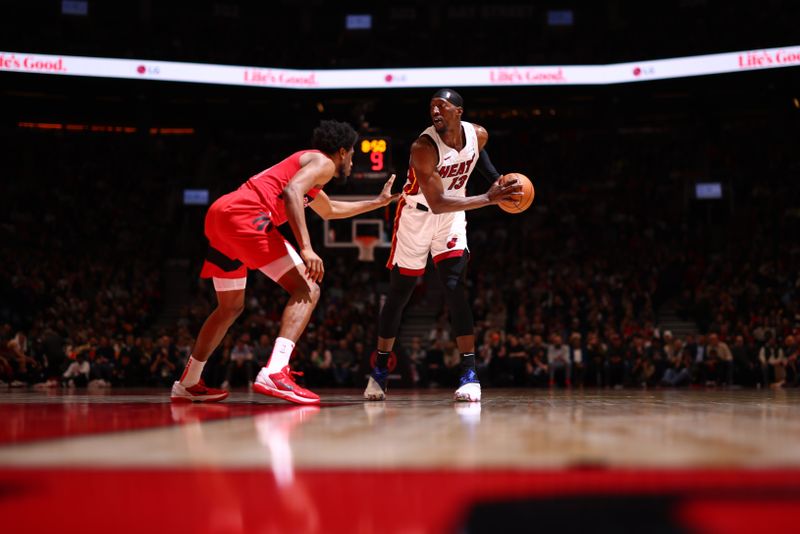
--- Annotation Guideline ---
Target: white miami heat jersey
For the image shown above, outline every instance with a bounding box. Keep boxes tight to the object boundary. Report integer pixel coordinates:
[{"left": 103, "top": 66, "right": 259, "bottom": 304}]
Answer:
[{"left": 403, "top": 121, "right": 479, "bottom": 206}]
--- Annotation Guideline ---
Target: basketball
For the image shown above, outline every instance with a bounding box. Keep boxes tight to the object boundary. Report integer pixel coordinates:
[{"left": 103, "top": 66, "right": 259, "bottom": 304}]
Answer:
[{"left": 497, "top": 173, "right": 535, "bottom": 214}]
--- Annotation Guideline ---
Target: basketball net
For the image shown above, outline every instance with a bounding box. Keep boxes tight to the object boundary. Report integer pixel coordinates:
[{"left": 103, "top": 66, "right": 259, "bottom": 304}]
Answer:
[{"left": 354, "top": 236, "right": 379, "bottom": 262}]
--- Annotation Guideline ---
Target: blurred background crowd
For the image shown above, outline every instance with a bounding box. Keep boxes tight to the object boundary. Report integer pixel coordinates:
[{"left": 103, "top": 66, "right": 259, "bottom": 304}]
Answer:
[{"left": 2, "top": 108, "right": 797, "bottom": 391}]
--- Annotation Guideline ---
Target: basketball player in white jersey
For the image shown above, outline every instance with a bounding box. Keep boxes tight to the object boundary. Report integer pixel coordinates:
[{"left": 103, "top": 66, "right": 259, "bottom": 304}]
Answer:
[{"left": 364, "top": 89, "right": 521, "bottom": 402}]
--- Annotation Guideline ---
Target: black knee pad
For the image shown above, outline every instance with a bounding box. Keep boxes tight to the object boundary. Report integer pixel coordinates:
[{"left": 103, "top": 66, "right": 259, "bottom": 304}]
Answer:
[
  {"left": 437, "top": 253, "right": 474, "bottom": 338},
  {"left": 437, "top": 252, "right": 469, "bottom": 290},
  {"left": 378, "top": 267, "right": 419, "bottom": 339}
]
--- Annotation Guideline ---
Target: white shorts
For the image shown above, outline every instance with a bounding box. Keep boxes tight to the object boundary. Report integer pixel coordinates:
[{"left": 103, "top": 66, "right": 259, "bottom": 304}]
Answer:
[
  {"left": 212, "top": 245, "right": 303, "bottom": 292},
  {"left": 386, "top": 197, "right": 468, "bottom": 276}
]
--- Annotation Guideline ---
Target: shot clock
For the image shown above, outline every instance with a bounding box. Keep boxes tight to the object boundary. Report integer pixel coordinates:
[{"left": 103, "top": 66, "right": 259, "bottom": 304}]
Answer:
[{"left": 352, "top": 136, "right": 392, "bottom": 180}]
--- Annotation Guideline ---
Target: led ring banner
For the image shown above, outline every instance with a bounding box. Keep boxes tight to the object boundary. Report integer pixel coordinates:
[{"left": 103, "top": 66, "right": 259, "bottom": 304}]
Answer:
[{"left": 1, "top": 45, "right": 799, "bottom": 89}]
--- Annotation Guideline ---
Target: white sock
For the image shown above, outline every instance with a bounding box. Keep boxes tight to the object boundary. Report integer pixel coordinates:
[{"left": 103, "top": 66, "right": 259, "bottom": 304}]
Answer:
[
  {"left": 179, "top": 356, "right": 206, "bottom": 387},
  {"left": 265, "top": 337, "right": 295, "bottom": 374}
]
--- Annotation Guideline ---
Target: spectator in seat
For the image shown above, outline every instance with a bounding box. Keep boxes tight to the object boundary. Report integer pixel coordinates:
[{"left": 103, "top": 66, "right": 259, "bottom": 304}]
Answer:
[
  {"left": 706, "top": 333, "right": 733, "bottom": 386},
  {"left": 568, "top": 332, "right": 585, "bottom": 388},
  {"left": 331, "top": 338, "right": 355, "bottom": 386},
  {"left": 661, "top": 347, "right": 693, "bottom": 387},
  {"left": 63, "top": 352, "right": 90, "bottom": 388},
  {"left": 547, "top": 333, "right": 571, "bottom": 388},
  {"left": 507, "top": 334, "right": 529, "bottom": 387},
  {"left": 149, "top": 335, "right": 178, "bottom": 387},
  {"left": 730, "top": 334, "right": 754, "bottom": 386},
  {"left": 784, "top": 335, "right": 798, "bottom": 387},
  {"left": 407, "top": 336, "right": 427, "bottom": 387},
  {"left": 223, "top": 334, "right": 256, "bottom": 389},
  {"left": 758, "top": 333, "right": 783, "bottom": 387}
]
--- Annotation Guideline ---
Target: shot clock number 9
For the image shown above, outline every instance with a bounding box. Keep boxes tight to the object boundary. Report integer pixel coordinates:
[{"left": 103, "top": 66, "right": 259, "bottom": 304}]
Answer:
[
  {"left": 353, "top": 137, "right": 392, "bottom": 180},
  {"left": 361, "top": 138, "right": 386, "bottom": 171}
]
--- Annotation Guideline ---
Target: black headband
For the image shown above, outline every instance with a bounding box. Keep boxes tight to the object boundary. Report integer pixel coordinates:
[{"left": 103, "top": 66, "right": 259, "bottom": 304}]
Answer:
[{"left": 432, "top": 88, "right": 464, "bottom": 108}]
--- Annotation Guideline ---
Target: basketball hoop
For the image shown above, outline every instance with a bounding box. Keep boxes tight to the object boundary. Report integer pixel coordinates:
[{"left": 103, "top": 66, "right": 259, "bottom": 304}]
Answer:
[{"left": 354, "top": 236, "right": 379, "bottom": 262}]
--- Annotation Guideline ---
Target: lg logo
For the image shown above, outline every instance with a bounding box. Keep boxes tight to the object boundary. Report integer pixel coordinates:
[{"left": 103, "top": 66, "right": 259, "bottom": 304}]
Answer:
[{"left": 136, "top": 65, "right": 160, "bottom": 75}]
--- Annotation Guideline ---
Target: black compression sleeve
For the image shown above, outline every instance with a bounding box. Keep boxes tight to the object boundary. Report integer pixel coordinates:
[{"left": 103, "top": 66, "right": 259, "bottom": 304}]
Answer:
[
  {"left": 474, "top": 149, "right": 501, "bottom": 182},
  {"left": 378, "top": 268, "right": 419, "bottom": 339}
]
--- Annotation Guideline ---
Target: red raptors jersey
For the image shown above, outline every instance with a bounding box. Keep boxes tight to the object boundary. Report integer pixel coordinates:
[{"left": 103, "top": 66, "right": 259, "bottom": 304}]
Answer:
[{"left": 238, "top": 150, "right": 323, "bottom": 227}]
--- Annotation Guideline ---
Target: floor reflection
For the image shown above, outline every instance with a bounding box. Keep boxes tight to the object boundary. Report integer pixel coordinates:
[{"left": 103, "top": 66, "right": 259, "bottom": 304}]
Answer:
[
  {"left": 2, "top": 390, "right": 800, "bottom": 533},
  {"left": 254, "top": 406, "right": 321, "bottom": 532}
]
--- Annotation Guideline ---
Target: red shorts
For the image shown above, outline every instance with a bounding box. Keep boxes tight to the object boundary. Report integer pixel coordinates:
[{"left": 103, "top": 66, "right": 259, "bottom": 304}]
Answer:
[{"left": 199, "top": 189, "right": 300, "bottom": 282}]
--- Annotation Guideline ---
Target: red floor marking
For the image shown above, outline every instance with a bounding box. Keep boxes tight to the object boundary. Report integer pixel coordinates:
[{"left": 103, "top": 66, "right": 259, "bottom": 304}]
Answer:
[
  {"left": 678, "top": 499, "right": 800, "bottom": 534},
  {"left": 0, "top": 468, "right": 799, "bottom": 534},
  {"left": 0, "top": 402, "right": 304, "bottom": 444}
]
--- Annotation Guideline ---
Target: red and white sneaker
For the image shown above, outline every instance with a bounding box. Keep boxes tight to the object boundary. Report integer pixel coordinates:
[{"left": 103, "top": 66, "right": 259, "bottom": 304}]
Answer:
[
  {"left": 253, "top": 366, "right": 320, "bottom": 405},
  {"left": 170, "top": 379, "right": 229, "bottom": 403}
]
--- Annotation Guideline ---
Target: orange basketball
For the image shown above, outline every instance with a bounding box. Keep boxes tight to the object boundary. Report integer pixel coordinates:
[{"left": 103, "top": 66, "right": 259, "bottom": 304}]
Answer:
[{"left": 497, "top": 173, "right": 535, "bottom": 214}]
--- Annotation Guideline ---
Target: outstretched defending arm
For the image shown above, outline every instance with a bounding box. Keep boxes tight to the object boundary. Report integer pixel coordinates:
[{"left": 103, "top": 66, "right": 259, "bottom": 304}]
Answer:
[{"left": 309, "top": 174, "right": 399, "bottom": 220}]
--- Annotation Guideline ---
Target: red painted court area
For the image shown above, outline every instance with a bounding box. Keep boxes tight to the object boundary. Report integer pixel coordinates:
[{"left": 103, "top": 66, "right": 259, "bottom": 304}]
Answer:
[
  {"left": 0, "top": 401, "right": 280, "bottom": 444},
  {"left": 1, "top": 468, "right": 799, "bottom": 534}
]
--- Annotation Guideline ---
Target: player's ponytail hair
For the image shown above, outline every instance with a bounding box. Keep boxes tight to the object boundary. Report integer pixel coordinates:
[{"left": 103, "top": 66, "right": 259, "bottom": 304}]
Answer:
[{"left": 311, "top": 120, "right": 358, "bottom": 154}]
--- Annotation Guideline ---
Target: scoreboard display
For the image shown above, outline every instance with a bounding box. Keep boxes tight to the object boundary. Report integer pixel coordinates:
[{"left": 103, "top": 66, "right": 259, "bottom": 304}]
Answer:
[{"left": 352, "top": 136, "right": 392, "bottom": 180}]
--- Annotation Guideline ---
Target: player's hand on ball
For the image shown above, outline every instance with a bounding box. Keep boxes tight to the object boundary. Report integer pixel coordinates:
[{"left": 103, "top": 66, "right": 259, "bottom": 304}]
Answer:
[
  {"left": 300, "top": 247, "right": 325, "bottom": 283},
  {"left": 496, "top": 173, "right": 535, "bottom": 213},
  {"left": 378, "top": 174, "right": 400, "bottom": 206},
  {"left": 487, "top": 175, "right": 523, "bottom": 203}
]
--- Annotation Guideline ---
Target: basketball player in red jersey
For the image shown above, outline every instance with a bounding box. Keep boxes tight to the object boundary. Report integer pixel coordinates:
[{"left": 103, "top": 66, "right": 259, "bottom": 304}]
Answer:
[
  {"left": 364, "top": 89, "right": 521, "bottom": 403},
  {"left": 171, "top": 120, "right": 397, "bottom": 404}
]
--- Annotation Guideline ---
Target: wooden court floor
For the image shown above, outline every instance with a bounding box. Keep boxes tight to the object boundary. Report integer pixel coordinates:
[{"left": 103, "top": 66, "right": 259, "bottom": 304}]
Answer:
[{"left": 1, "top": 388, "right": 799, "bottom": 533}]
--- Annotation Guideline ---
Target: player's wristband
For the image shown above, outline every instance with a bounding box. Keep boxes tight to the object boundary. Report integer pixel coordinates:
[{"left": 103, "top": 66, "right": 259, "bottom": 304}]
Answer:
[{"left": 475, "top": 149, "right": 501, "bottom": 181}]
